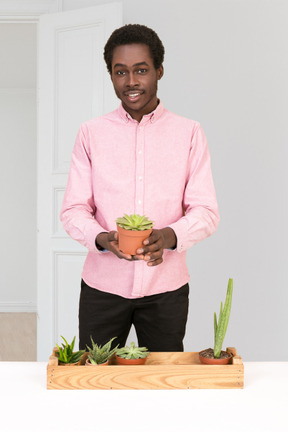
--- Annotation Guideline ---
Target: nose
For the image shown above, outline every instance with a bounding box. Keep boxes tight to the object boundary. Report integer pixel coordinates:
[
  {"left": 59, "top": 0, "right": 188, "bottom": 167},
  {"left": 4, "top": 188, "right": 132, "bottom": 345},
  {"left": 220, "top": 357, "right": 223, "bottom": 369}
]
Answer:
[{"left": 127, "top": 72, "right": 139, "bottom": 88}]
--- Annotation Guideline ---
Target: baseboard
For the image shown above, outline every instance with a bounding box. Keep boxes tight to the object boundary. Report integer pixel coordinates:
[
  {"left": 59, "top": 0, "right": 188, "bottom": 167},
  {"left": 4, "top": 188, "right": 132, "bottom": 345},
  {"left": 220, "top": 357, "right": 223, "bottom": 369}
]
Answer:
[{"left": 0, "top": 302, "right": 37, "bottom": 313}]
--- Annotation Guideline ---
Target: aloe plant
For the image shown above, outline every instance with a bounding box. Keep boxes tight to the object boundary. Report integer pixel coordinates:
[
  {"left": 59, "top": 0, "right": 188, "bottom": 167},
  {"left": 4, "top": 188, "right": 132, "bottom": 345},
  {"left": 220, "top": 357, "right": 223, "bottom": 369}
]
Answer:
[
  {"left": 86, "top": 336, "right": 118, "bottom": 365},
  {"left": 213, "top": 278, "right": 233, "bottom": 358},
  {"left": 116, "top": 342, "right": 150, "bottom": 359},
  {"left": 55, "top": 335, "right": 85, "bottom": 364},
  {"left": 116, "top": 214, "right": 153, "bottom": 231}
]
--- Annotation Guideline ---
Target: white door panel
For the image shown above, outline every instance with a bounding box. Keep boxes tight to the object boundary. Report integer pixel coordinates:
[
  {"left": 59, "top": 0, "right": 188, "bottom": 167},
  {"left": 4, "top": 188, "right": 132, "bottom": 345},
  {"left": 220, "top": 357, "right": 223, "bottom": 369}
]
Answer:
[{"left": 37, "top": 3, "right": 122, "bottom": 360}]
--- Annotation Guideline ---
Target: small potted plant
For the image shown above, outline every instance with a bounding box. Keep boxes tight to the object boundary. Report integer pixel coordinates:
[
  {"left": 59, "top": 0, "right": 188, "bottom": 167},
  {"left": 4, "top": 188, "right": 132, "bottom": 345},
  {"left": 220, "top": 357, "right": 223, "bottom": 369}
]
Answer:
[
  {"left": 116, "top": 341, "right": 150, "bottom": 365},
  {"left": 55, "top": 335, "right": 85, "bottom": 365},
  {"left": 199, "top": 278, "right": 234, "bottom": 365},
  {"left": 116, "top": 213, "right": 153, "bottom": 255},
  {"left": 86, "top": 336, "right": 118, "bottom": 366}
]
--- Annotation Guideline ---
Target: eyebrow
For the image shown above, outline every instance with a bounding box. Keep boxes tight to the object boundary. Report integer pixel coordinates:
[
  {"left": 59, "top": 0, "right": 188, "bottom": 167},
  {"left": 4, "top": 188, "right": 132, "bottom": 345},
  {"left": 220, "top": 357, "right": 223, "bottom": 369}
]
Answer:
[{"left": 113, "top": 61, "right": 149, "bottom": 69}]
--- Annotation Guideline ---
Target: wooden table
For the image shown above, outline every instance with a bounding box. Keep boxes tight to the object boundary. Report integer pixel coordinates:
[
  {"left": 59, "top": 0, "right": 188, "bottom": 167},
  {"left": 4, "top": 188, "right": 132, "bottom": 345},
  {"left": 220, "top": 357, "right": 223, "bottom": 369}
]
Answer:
[{"left": 0, "top": 362, "right": 287, "bottom": 431}]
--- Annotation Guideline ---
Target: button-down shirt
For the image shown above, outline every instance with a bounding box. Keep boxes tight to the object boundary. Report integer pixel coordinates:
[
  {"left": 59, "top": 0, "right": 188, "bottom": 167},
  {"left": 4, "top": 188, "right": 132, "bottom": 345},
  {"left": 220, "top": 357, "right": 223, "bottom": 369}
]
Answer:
[{"left": 60, "top": 102, "right": 220, "bottom": 298}]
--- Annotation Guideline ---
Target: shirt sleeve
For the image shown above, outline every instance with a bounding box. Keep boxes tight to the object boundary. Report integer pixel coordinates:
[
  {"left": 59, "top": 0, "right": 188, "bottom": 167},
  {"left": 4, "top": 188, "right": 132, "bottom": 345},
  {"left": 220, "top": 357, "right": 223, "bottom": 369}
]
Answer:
[
  {"left": 167, "top": 123, "right": 220, "bottom": 253},
  {"left": 60, "top": 124, "right": 107, "bottom": 252}
]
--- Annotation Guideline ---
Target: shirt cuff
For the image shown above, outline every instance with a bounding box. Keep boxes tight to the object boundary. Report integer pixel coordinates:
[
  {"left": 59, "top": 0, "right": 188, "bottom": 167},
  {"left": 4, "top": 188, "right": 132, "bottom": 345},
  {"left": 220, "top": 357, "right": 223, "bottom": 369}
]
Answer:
[
  {"left": 85, "top": 222, "right": 109, "bottom": 253},
  {"left": 167, "top": 219, "right": 188, "bottom": 253}
]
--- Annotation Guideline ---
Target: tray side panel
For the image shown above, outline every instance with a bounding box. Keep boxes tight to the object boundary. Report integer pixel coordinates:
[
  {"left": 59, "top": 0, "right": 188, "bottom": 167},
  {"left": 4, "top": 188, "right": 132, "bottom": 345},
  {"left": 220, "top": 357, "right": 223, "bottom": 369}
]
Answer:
[{"left": 47, "top": 363, "right": 244, "bottom": 390}]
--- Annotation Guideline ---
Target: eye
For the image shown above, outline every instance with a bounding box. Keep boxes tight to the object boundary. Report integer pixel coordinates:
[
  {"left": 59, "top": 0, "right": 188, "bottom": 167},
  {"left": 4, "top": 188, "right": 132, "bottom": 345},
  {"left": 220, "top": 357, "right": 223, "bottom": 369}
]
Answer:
[
  {"left": 116, "top": 70, "right": 126, "bottom": 76},
  {"left": 137, "top": 68, "right": 147, "bottom": 74}
]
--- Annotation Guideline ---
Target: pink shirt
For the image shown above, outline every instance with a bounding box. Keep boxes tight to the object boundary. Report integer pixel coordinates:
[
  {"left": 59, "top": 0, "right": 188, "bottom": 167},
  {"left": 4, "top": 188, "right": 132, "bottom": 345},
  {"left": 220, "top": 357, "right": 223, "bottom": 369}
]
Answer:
[{"left": 60, "top": 102, "right": 220, "bottom": 298}]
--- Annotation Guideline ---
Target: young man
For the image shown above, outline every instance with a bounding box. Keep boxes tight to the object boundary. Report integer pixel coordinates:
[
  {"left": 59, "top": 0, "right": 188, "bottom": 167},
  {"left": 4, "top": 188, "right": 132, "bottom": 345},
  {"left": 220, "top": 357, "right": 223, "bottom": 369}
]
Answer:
[{"left": 60, "top": 24, "right": 220, "bottom": 352}]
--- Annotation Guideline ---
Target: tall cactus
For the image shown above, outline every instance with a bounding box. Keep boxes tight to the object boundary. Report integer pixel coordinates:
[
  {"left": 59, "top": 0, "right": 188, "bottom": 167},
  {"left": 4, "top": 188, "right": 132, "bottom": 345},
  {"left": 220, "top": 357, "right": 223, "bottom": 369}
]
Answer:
[{"left": 214, "top": 278, "right": 233, "bottom": 358}]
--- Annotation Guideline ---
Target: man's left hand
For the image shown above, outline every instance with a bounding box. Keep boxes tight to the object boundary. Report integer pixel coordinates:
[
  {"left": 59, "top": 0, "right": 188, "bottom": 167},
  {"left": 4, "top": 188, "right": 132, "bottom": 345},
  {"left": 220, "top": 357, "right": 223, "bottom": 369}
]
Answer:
[{"left": 135, "top": 227, "right": 176, "bottom": 267}]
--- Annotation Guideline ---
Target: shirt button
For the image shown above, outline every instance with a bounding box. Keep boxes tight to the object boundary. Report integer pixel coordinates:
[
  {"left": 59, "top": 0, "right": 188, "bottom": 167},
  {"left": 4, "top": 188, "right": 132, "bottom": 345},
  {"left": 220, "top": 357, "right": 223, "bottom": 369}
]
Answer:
[
  {"left": 139, "top": 176, "right": 143, "bottom": 181},
  {"left": 138, "top": 150, "right": 142, "bottom": 154},
  {"left": 138, "top": 200, "right": 142, "bottom": 204}
]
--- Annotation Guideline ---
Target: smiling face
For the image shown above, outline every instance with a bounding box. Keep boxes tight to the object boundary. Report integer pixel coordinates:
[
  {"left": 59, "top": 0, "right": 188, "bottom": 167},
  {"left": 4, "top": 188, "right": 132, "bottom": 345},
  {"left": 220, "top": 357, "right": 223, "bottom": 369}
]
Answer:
[{"left": 111, "top": 43, "right": 164, "bottom": 122}]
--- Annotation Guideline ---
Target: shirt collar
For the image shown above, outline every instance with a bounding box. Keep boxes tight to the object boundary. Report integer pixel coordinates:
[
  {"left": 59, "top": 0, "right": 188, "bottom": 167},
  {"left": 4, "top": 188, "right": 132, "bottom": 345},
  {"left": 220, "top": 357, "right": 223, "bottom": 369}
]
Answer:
[{"left": 118, "top": 100, "right": 164, "bottom": 125}]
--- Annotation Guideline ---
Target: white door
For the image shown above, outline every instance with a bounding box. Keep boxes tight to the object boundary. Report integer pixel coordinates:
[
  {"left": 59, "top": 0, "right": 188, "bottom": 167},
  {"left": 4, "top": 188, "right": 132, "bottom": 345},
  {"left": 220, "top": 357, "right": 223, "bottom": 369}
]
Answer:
[{"left": 37, "top": 3, "right": 122, "bottom": 361}]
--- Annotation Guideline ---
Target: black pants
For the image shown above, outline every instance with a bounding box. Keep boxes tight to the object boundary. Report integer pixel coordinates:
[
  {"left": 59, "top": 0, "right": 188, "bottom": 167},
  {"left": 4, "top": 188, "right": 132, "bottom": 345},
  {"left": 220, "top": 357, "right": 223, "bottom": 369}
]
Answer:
[{"left": 79, "top": 279, "right": 189, "bottom": 352}]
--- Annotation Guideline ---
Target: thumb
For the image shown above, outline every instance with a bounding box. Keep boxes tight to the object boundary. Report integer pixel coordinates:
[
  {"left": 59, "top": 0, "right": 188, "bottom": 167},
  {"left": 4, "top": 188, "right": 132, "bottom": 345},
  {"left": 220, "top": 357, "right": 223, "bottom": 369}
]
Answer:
[{"left": 107, "top": 230, "right": 118, "bottom": 242}]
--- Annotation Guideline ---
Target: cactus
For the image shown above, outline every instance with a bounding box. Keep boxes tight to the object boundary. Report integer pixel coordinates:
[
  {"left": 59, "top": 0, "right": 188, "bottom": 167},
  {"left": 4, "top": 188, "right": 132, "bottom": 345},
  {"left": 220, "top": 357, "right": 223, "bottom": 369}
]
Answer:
[
  {"left": 213, "top": 278, "right": 233, "bottom": 358},
  {"left": 116, "top": 214, "right": 153, "bottom": 231},
  {"left": 116, "top": 342, "right": 150, "bottom": 359}
]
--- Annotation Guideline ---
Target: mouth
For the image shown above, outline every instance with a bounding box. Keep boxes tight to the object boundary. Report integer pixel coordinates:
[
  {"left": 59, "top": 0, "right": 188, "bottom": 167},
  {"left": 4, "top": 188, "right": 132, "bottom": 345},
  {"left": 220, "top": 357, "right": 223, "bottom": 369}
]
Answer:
[{"left": 124, "top": 90, "right": 144, "bottom": 102}]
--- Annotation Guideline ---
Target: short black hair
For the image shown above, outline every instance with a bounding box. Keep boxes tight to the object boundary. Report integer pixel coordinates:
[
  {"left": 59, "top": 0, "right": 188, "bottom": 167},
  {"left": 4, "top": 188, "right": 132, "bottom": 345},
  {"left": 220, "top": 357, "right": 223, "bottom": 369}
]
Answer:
[{"left": 104, "top": 24, "right": 165, "bottom": 74}]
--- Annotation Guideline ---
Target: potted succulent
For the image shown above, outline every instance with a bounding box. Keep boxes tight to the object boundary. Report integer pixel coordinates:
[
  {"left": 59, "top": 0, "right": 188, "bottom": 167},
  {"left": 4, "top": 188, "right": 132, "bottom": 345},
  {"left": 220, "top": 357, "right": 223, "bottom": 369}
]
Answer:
[
  {"left": 116, "top": 341, "right": 150, "bottom": 365},
  {"left": 116, "top": 213, "right": 153, "bottom": 255},
  {"left": 199, "top": 278, "right": 234, "bottom": 365},
  {"left": 55, "top": 335, "right": 85, "bottom": 365},
  {"left": 86, "top": 336, "right": 118, "bottom": 366}
]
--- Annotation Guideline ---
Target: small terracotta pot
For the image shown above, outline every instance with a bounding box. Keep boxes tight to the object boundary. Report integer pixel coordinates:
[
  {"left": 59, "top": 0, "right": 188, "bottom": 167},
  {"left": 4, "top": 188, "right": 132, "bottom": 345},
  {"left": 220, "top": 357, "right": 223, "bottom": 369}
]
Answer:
[
  {"left": 85, "top": 358, "right": 109, "bottom": 366},
  {"left": 116, "top": 355, "right": 148, "bottom": 365},
  {"left": 199, "top": 348, "right": 232, "bottom": 365},
  {"left": 117, "top": 226, "right": 152, "bottom": 255}
]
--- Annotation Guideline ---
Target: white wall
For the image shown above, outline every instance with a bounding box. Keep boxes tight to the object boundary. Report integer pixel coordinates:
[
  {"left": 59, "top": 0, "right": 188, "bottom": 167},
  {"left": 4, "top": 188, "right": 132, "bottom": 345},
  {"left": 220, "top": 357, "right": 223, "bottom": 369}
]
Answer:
[
  {"left": 0, "top": 24, "right": 37, "bottom": 311},
  {"left": 62, "top": 0, "right": 288, "bottom": 361}
]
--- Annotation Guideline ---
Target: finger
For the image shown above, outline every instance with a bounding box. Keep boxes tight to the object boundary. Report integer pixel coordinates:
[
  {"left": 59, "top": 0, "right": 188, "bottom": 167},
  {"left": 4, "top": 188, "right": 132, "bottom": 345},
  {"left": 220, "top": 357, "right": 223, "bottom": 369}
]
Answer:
[
  {"left": 138, "top": 241, "right": 161, "bottom": 255},
  {"left": 107, "top": 231, "right": 118, "bottom": 242},
  {"left": 144, "top": 250, "right": 163, "bottom": 261},
  {"left": 117, "top": 250, "right": 133, "bottom": 260},
  {"left": 109, "top": 242, "right": 133, "bottom": 260},
  {"left": 131, "top": 253, "right": 145, "bottom": 260},
  {"left": 143, "top": 231, "right": 160, "bottom": 246},
  {"left": 147, "top": 257, "right": 163, "bottom": 267}
]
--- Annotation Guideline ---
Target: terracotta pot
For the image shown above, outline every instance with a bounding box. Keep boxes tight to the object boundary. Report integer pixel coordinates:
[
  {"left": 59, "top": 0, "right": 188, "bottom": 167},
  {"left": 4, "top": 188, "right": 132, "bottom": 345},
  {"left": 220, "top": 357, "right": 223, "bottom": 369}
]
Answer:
[
  {"left": 117, "top": 226, "right": 152, "bottom": 255},
  {"left": 116, "top": 355, "right": 148, "bottom": 365},
  {"left": 199, "top": 348, "right": 232, "bottom": 365},
  {"left": 85, "top": 358, "right": 109, "bottom": 366}
]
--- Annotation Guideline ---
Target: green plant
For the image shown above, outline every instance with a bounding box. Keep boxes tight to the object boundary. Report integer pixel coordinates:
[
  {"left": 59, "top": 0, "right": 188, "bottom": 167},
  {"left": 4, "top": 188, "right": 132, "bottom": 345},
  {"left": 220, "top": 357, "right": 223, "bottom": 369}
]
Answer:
[
  {"left": 55, "top": 335, "right": 85, "bottom": 364},
  {"left": 116, "top": 214, "right": 153, "bottom": 231},
  {"left": 86, "top": 336, "right": 118, "bottom": 365},
  {"left": 116, "top": 342, "right": 150, "bottom": 359},
  {"left": 213, "top": 278, "right": 233, "bottom": 358}
]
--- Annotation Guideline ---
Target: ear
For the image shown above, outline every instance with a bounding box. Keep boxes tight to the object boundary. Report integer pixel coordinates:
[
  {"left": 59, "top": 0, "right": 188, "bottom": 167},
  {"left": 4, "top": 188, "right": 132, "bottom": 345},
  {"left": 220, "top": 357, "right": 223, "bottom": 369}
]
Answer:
[{"left": 157, "top": 65, "right": 164, "bottom": 80}]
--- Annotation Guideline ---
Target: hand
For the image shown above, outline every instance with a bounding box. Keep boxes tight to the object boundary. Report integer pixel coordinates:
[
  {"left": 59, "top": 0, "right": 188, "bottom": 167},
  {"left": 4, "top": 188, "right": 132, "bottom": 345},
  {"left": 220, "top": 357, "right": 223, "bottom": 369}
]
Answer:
[
  {"left": 135, "top": 227, "right": 177, "bottom": 267},
  {"left": 96, "top": 231, "right": 136, "bottom": 261}
]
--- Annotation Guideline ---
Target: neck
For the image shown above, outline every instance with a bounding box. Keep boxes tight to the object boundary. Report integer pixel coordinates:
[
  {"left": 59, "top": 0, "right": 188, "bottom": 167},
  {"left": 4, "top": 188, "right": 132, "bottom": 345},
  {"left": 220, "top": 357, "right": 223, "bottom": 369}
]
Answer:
[{"left": 123, "top": 98, "right": 160, "bottom": 123}]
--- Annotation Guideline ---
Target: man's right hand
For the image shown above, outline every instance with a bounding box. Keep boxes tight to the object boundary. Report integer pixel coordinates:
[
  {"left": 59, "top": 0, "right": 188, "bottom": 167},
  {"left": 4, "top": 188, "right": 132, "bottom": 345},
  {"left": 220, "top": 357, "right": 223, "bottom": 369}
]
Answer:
[{"left": 96, "top": 231, "right": 135, "bottom": 261}]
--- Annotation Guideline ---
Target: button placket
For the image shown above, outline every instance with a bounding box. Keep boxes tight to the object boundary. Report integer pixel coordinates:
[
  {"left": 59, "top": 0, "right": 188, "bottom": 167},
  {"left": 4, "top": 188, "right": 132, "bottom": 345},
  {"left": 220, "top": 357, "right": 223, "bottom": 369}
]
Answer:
[
  {"left": 132, "top": 124, "right": 146, "bottom": 298},
  {"left": 135, "top": 124, "right": 145, "bottom": 214}
]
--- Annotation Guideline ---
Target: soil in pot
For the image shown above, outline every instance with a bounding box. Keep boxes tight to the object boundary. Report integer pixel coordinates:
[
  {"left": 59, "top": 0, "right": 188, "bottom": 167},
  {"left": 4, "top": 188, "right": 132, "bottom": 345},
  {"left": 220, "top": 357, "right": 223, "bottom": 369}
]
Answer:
[
  {"left": 199, "top": 348, "right": 232, "bottom": 365},
  {"left": 116, "top": 355, "right": 148, "bottom": 365},
  {"left": 117, "top": 226, "right": 152, "bottom": 255}
]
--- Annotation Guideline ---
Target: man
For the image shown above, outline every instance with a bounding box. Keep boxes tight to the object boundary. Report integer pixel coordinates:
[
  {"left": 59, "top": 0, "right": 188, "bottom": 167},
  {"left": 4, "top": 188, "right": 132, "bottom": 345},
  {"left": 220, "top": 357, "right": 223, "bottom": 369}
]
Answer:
[{"left": 60, "top": 24, "right": 220, "bottom": 352}]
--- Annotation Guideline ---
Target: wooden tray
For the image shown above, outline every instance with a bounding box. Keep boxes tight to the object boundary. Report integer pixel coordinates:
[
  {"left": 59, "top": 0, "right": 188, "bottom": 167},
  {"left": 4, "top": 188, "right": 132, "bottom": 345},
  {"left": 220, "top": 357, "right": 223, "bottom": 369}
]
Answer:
[{"left": 47, "top": 347, "right": 244, "bottom": 390}]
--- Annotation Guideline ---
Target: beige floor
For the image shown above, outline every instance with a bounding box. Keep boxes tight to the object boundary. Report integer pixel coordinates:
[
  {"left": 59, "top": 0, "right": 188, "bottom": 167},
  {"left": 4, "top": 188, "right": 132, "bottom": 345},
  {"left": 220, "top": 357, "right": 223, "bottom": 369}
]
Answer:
[{"left": 0, "top": 313, "right": 37, "bottom": 361}]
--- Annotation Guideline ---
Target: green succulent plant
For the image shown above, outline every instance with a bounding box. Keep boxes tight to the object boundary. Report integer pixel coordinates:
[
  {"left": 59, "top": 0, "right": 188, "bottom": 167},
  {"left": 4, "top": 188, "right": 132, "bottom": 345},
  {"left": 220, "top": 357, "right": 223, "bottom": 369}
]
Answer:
[
  {"left": 213, "top": 278, "right": 233, "bottom": 358},
  {"left": 116, "top": 214, "right": 153, "bottom": 231},
  {"left": 86, "top": 336, "right": 118, "bottom": 365},
  {"left": 55, "top": 335, "right": 85, "bottom": 364},
  {"left": 116, "top": 342, "right": 150, "bottom": 360}
]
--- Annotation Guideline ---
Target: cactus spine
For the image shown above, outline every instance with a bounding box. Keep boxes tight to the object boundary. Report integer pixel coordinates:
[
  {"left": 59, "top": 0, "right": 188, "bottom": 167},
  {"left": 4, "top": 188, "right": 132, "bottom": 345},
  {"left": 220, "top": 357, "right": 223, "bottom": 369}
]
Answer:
[{"left": 213, "top": 278, "right": 233, "bottom": 358}]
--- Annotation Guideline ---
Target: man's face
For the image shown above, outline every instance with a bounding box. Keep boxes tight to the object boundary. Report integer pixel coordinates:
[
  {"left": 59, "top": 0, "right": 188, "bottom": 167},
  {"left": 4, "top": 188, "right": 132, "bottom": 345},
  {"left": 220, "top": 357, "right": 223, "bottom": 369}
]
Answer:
[{"left": 110, "top": 43, "right": 163, "bottom": 122}]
